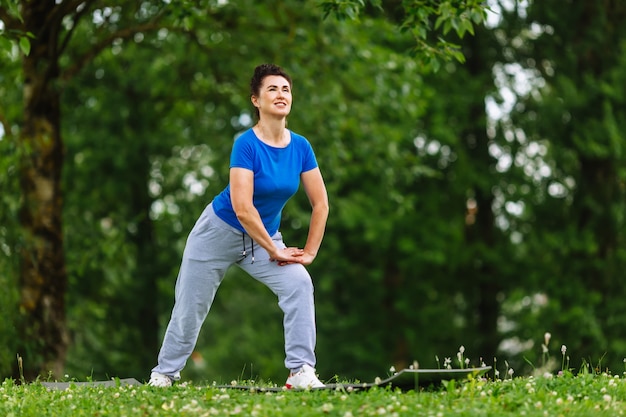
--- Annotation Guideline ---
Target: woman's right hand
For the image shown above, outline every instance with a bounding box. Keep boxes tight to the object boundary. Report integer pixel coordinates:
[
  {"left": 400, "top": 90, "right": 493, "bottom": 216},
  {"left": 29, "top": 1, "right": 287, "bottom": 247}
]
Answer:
[{"left": 270, "top": 247, "right": 305, "bottom": 266}]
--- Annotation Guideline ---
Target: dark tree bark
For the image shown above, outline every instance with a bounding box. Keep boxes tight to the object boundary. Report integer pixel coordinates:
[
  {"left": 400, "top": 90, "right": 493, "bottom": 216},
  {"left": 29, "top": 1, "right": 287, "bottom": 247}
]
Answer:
[
  {"left": 5, "top": 0, "right": 166, "bottom": 380},
  {"left": 15, "top": 1, "right": 69, "bottom": 380}
]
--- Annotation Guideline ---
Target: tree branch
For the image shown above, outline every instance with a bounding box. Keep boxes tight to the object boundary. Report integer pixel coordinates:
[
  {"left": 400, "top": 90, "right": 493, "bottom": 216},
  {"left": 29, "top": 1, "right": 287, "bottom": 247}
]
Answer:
[
  {"left": 60, "top": 20, "right": 165, "bottom": 83},
  {"left": 57, "top": 0, "right": 97, "bottom": 57},
  {"left": 42, "top": 0, "right": 91, "bottom": 37}
]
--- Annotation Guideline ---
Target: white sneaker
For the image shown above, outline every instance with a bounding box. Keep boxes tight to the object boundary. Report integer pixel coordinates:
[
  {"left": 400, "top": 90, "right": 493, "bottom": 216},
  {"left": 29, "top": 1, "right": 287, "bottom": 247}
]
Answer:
[
  {"left": 148, "top": 372, "right": 173, "bottom": 387},
  {"left": 285, "top": 364, "right": 325, "bottom": 389}
]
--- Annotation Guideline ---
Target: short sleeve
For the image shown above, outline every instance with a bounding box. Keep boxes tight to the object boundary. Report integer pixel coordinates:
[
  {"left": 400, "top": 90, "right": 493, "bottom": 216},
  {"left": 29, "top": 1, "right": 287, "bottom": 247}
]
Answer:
[
  {"left": 301, "top": 137, "right": 318, "bottom": 173},
  {"left": 230, "top": 135, "right": 255, "bottom": 170}
]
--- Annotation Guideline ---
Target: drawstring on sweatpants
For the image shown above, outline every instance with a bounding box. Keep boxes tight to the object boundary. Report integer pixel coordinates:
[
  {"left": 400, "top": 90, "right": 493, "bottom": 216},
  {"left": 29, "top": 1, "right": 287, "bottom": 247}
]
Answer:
[{"left": 241, "top": 233, "right": 255, "bottom": 264}]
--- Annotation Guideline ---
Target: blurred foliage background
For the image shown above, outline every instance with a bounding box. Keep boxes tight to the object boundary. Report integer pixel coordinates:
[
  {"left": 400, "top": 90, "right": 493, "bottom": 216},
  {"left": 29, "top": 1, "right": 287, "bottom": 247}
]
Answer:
[{"left": 1, "top": 0, "right": 625, "bottom": 384}]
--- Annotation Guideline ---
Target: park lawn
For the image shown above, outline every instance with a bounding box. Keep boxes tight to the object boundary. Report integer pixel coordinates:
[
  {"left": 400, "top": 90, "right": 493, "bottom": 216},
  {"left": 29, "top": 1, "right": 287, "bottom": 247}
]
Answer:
[{"left": 1, "top": 372, "right": 625, "bottom": 416}]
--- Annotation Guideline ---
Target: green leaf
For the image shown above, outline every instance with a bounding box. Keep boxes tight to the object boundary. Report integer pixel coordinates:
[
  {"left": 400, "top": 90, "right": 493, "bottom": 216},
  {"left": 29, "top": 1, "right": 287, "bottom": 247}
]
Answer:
[
  {"left": 471, "top": 9, "right": 484, "bottom": 24},
  {"left": 0, "top": 36, "right": 12, "bottom": 56},
  {"left": 4, "top": 0, "right": 24, "bottom": 23},
  {"left": 429, "top": 55, "right": 441, "bottom": 72},
  {"left": 369, "top": 0, "right": 383, "bottom": 10},
  {"left": 462, "top": 19, "right": 475, "bottom": 36},
  {"left": 434, "top": 15, "right": 445, "bottom": 31},
  {"left": 19, "top": 37, "right": 30, "bottom": 56},
  {"left": 451, "top": 49, "right": 465, "bottom": 63}
]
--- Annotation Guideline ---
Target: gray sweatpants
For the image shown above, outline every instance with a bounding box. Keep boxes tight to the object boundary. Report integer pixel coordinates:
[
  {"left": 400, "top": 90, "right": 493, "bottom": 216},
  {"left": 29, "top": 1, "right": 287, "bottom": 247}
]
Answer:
[{"left": 151, "top": 203, "right": 317, "bottom": 380}]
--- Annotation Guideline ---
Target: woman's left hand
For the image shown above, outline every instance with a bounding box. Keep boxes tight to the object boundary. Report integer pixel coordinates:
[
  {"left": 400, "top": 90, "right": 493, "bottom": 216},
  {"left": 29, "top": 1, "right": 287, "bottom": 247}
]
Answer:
[{"left": 272, "top": 247, "right": 315, "bottom": 266}]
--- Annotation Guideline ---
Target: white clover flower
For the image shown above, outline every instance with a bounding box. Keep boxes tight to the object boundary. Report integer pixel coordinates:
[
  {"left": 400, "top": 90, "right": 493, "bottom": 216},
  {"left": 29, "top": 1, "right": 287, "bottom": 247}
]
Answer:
[
  {"left": 459, "top": 346, "right": 465, "bottom": 354},
  {"left": 603, "top": 394, "right": 612, "bottom": 402},
  {"left": 321, "top": 403, "right": 334, "bottom": 413},
  {"left": 508, "top": 368, "right": 514, "bottom": 376},
  {"left": 544, "top": 332, "right": 551, "bottom": 346},
  {"left": 389, "top": 366, "right": 396, "bottom": 373},
  {"left": 556, "top": 398, "right": 563, "bottom": 405},
  {"left": 561, "top": 345, "right": 567, "bottom": 354},
  {"left": 541, "top": 344, "right": 549, "bottom": 354},
  {"left": 465, "top": 358, "right": 470, "bottom": 366}
]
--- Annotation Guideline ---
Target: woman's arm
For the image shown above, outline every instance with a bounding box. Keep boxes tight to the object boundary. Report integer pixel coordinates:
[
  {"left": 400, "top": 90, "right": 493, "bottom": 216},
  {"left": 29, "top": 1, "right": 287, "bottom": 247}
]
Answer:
[
  {"left": 230, "top": 167, "right": 303, "bottom": 263},
  {"left": 299, "top": 167, "right": 329, "bottom": 265}
]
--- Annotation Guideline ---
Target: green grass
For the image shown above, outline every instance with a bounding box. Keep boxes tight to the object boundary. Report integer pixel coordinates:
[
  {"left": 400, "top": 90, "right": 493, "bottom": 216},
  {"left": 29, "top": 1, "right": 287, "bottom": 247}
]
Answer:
[{"left": 2, "top": 372, "right": 626, "bottom": 416}]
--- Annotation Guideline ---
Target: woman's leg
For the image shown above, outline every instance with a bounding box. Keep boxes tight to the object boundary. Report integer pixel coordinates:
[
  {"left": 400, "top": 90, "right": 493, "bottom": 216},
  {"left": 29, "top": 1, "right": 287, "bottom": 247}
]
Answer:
[
  {"left": 151, "top": 204, "right": 243, "bottom": 379},
  {"left": 238, "top": 232, "right": 317, "bottom": 371}
]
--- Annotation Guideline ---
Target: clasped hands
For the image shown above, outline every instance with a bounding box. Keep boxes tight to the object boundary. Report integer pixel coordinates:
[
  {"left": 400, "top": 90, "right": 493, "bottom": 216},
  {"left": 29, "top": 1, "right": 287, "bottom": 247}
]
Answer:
[{"left": 270, "top": 247, "right": 315, "bottom": 266}]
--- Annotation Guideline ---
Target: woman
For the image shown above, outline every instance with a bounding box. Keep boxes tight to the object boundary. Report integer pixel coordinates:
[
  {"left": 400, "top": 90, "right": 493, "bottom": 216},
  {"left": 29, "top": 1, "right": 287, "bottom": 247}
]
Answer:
[{"left": 148, "top": 64, "right": 329, "bottom": 389}]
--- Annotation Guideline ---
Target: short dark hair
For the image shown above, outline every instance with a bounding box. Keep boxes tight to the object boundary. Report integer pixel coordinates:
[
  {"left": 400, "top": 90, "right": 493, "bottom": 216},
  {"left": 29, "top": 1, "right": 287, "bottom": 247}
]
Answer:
[{"left": 250, "top": 64, "right": 292, "bottom": 119}]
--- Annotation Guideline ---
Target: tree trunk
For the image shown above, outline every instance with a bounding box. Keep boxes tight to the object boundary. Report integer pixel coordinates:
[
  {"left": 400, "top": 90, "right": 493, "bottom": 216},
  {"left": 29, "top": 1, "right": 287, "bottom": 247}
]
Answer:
[{"left": 14, "top": 1, "right": 68, "bottom": 381}]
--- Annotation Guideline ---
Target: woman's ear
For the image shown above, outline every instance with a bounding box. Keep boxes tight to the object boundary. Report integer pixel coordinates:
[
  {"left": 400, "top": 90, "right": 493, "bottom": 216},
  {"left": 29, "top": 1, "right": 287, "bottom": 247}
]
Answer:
[{"left": 250, "top": 95, "right": 259, "bottom": 108}]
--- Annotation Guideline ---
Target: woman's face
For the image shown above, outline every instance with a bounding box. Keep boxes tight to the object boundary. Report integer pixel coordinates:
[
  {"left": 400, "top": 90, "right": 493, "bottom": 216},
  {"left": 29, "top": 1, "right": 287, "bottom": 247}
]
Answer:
[{"left": 252, "top": 75, "right": 292, "bottom": 119}]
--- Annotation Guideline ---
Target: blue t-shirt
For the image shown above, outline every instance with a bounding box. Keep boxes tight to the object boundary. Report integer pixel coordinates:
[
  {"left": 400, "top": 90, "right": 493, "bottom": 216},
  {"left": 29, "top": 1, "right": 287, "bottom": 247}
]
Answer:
[{"left": 212, "top": 128, "right": 318, "bottom": 235}]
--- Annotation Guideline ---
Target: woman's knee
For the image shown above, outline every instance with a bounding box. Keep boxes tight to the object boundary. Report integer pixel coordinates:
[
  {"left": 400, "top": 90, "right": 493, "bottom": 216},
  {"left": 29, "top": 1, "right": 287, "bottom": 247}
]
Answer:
[{"left": 283, "top": 266, "right": 314, "bottom": 294}]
